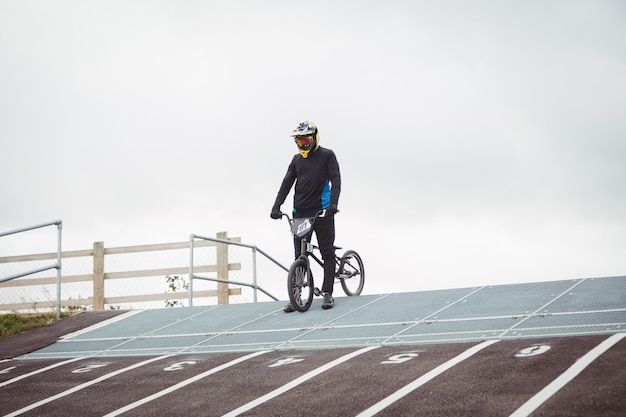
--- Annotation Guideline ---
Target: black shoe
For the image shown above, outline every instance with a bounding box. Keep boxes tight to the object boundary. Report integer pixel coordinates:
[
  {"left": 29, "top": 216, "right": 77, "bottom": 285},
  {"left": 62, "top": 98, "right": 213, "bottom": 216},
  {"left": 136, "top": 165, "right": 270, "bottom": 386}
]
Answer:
[
  {"left": 283, "top": 303, "right": 296, "bottom": 313},
  {"left": 322, "top": 293, "right": 334, "bottom": 310}
]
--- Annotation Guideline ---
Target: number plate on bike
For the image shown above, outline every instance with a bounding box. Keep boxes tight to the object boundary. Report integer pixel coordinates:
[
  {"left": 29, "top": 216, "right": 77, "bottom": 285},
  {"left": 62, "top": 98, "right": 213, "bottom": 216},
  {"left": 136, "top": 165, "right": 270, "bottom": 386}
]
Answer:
[{"left": 291, "top": 218, "right": 313, "bottom": 238}]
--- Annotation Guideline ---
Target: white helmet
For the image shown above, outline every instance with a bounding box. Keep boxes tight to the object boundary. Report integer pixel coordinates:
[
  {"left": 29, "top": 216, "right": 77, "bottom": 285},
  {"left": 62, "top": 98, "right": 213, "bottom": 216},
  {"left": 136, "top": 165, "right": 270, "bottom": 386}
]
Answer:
[{"left": 291, "top": 121, "right": 319, "bottom": 158}]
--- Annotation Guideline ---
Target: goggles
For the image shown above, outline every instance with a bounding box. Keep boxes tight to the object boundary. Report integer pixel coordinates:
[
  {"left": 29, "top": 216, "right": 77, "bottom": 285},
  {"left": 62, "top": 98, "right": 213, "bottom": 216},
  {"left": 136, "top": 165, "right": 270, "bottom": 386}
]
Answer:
[{"left": 295, "top": 135, "right": 314, "bottom": 148}]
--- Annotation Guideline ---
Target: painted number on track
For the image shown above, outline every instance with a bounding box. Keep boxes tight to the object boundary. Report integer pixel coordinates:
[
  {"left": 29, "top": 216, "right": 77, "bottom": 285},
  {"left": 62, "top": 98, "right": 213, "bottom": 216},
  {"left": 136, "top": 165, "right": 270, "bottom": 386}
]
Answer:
[
  {"left": 515, "top": 345, "right": 551, "bottom": 357},
  {"left": 0, "top": 366, "right": 17, "bottom": 374},
  {"left": 72, "top": 363, "right": 110, "bottom": 373},
  {"left": 164, "top": 361, "right": 197, "bottom": 371},
  {"left": 269, "top": 358, "right": 305, "bottom": 368},
  {"left": 381, "top": 353, "right": 418, "bottom": 364}
]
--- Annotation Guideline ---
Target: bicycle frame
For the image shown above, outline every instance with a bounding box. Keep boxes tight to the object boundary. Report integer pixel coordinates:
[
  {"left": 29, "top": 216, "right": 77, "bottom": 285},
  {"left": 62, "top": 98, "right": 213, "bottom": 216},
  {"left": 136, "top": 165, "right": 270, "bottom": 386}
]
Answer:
[
  {"left": 285, "top": 210, "right": 344, "bottom": 282},
  {"left": 285, "top": 210, "right": 326, "bottom": 263}
]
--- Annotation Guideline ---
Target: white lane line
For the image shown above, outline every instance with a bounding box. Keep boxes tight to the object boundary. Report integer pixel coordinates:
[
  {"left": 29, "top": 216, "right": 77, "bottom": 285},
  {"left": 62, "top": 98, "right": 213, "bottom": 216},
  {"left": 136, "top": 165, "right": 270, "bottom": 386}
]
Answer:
[
  {"left": 59, "top": 310, "right": 144, "bottom": 340},
  {"left": 509, "top": 332, "right": 626, "bottom": 417},
  {"left": 0, "top": 357, "right": 84, "bottom": 388},
  {"left": 103, "top": 350, "right": 271, "bottom": 417},
  {"left": 356, "top": 340, "right": 501, "bottom": 417},
  {"left": 3, "top": 355, "right": 172, "bottom": 417},
  {"left": 222, "top": 346, "right": 381, "bottom": 417}
]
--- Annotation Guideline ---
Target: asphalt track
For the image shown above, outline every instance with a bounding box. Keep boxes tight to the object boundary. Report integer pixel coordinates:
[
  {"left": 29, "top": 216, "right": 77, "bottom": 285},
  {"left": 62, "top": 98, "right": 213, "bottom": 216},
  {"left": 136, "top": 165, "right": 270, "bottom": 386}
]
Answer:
[{"left": 1, "top": 276, "right": 625, "bottom": 416}]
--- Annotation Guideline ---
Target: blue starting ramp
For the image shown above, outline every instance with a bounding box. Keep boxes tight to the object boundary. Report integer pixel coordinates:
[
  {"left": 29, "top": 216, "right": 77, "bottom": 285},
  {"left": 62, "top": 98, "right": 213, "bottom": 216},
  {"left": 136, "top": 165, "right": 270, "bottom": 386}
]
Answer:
[{"left": 19, "top": 276, "right": 626, "bottom": 358}]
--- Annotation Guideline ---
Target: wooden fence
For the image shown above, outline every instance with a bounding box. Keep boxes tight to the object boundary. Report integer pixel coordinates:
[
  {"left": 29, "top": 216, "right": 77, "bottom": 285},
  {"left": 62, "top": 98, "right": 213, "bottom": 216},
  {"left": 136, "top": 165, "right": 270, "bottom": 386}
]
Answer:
[{"left": 0, "top": 233, "right": 241, "bottom": 312}]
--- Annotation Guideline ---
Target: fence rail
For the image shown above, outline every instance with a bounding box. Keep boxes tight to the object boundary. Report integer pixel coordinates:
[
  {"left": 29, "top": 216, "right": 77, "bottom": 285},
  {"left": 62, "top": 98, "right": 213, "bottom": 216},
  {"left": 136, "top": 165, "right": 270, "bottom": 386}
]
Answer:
[{"left": 0, "top": 233, "right": 242, "bottom": 313}]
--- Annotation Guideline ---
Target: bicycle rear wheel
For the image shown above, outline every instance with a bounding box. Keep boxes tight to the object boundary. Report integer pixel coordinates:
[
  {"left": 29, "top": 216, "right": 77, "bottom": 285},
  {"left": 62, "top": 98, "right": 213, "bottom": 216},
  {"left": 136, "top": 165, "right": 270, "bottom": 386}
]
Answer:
[
  {"left": 287, "top": 259, "right": 314, "bottom": 312},
  {"left": 338, "top": 250, "right": 365, "bottom": 296}
]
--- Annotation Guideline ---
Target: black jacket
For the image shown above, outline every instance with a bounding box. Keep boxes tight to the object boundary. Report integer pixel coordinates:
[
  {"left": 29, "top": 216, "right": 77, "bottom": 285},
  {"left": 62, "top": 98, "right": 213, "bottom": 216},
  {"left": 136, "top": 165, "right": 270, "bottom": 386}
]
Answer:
[{"left": 273, "top": 146, "right": 341, "bottom": 217}]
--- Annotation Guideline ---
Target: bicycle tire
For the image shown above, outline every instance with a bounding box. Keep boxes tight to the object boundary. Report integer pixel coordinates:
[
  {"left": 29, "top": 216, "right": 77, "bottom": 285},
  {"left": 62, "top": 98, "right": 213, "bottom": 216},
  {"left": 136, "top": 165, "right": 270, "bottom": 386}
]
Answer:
[
  {"left": 287, "top": 259, "right": 314, "bottom": 312},
  {"left": 338, "top": 249, "right": 365, "bottom": 296}
]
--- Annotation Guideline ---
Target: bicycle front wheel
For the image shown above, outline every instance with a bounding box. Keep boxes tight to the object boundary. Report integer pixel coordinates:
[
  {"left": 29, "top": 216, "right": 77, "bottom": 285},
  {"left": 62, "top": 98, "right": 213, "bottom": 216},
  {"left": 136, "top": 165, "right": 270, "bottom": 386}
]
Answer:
[
  {"left": 338, "top": 250, "right": 365, "bottom": 296},
  {"left": 287, "top": 259, "right": 314, "bottom": 312}
]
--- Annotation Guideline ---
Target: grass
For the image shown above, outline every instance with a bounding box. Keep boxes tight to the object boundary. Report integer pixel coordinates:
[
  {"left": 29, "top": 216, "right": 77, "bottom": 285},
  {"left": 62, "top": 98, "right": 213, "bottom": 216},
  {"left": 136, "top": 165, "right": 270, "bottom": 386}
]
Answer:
[{"left": 0, "top": 313, "right": 67, "bottom": 339}]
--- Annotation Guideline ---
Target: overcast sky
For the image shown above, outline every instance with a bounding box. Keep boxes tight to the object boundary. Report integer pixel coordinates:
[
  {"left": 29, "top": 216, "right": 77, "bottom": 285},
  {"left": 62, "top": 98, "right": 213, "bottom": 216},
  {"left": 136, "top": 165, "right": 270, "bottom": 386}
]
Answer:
[{"left": 1, "top": 0, "right": 625, "bottom": 299}]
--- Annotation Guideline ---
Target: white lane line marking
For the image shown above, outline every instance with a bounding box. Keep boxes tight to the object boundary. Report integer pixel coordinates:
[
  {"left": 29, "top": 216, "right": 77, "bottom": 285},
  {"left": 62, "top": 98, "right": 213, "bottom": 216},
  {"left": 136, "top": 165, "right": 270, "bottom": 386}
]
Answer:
[
  {"left": 3, "top": 355, "right": 172, "bottom": 417},
  {"left": 59, "top": 310, "right": 144, "bottom": 340},
  {"left": 509, "top": 332, "right": 626, "bottom": 417},
  {"left": 356, "top": 340, "right": 501, "bottom": 417},
  {"left": 103, "top": 350, "right": 271, "bottom": 417},
  {"left": 222, "top": 346, "right": 381, "bottom": 417},
  {"left": 0, "top": 357, "right": 84, "bottom": 388}
]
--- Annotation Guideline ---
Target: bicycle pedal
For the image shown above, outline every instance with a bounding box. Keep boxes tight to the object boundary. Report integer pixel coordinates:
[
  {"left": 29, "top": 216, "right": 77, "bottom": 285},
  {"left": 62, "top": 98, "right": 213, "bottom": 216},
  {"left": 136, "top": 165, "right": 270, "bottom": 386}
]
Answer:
[{"left": 313, "top": 288, "right": 321, "bottom": 296}]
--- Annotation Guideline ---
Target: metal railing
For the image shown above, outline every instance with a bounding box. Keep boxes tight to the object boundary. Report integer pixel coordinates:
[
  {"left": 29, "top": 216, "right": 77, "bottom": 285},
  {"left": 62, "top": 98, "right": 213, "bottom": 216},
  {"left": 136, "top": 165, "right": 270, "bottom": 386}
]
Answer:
[
  {"left": 0, "top": 220, "right": 63, "bottom": 319},
  {"left": 189, "top": 233, "right": 287, "bottom": 306}
]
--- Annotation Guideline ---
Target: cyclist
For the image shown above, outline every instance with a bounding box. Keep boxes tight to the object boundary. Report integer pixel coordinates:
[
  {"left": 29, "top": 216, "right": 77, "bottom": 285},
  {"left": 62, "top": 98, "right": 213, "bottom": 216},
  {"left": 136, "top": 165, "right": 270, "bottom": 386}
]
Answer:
[{"left": 271, "top": 121, "right": 341, "bottom": 312}]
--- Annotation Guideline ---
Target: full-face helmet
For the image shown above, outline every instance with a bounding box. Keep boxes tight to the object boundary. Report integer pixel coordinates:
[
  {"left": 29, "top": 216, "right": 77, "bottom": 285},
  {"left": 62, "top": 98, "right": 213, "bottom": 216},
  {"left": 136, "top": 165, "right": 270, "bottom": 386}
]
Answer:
[{"left": 291, "top": 121, "right": 319, "bottom": 158}]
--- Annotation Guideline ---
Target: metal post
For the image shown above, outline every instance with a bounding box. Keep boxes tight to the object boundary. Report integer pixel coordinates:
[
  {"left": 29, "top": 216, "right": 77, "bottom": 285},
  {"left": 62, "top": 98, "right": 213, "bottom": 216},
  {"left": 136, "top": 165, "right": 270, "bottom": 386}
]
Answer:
[
  {"left": 55, "top": 220, "right": 62, "bottom": 320},
  {"left": 252, "top": 247, "right": 258, "bottom": 303},
  {"left": 188, "top": 234, "right": 195, "bottom": 307}
]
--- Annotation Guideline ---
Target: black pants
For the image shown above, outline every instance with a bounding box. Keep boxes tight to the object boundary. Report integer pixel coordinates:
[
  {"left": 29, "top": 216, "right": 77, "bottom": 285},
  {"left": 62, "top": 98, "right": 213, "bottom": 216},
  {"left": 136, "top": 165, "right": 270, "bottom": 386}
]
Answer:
[{"left": 293, "top": 214, "right": 336, "bottom": 294}]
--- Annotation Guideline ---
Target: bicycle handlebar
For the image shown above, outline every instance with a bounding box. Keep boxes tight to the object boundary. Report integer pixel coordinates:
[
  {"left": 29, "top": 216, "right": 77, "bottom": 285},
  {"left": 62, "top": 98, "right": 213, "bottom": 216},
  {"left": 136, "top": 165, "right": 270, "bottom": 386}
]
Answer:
[
  {"left": 279, "top": 208, "right": 339, "bottom": 221},
  {"left": 280, "top": 209, "right": 340, "bottom": 238}
]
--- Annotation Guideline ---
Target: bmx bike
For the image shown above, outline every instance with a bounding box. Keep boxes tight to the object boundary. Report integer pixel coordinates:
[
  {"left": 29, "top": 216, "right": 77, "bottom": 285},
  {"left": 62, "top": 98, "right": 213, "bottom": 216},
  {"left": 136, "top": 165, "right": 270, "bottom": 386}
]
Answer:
[{"left": 281, "top": 209, "right": 365, "bottom": 312}]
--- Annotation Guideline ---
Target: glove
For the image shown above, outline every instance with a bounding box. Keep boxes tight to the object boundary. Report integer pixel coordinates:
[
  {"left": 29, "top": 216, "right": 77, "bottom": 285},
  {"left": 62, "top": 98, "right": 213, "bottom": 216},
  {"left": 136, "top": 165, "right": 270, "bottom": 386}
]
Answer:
[
  {"left": 327, "top": 204, "right": 339, "bottom": 215},
  {"left": 270, "top": 207, "right": 282, "bottom": 219}
]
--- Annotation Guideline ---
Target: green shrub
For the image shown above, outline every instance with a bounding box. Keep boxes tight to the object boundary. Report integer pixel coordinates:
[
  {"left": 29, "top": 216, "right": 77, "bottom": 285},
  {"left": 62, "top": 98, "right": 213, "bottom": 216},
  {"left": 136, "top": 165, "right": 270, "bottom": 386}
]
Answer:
[{"left": 0, "top": 313, "right": 59, "bottom": 339}]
